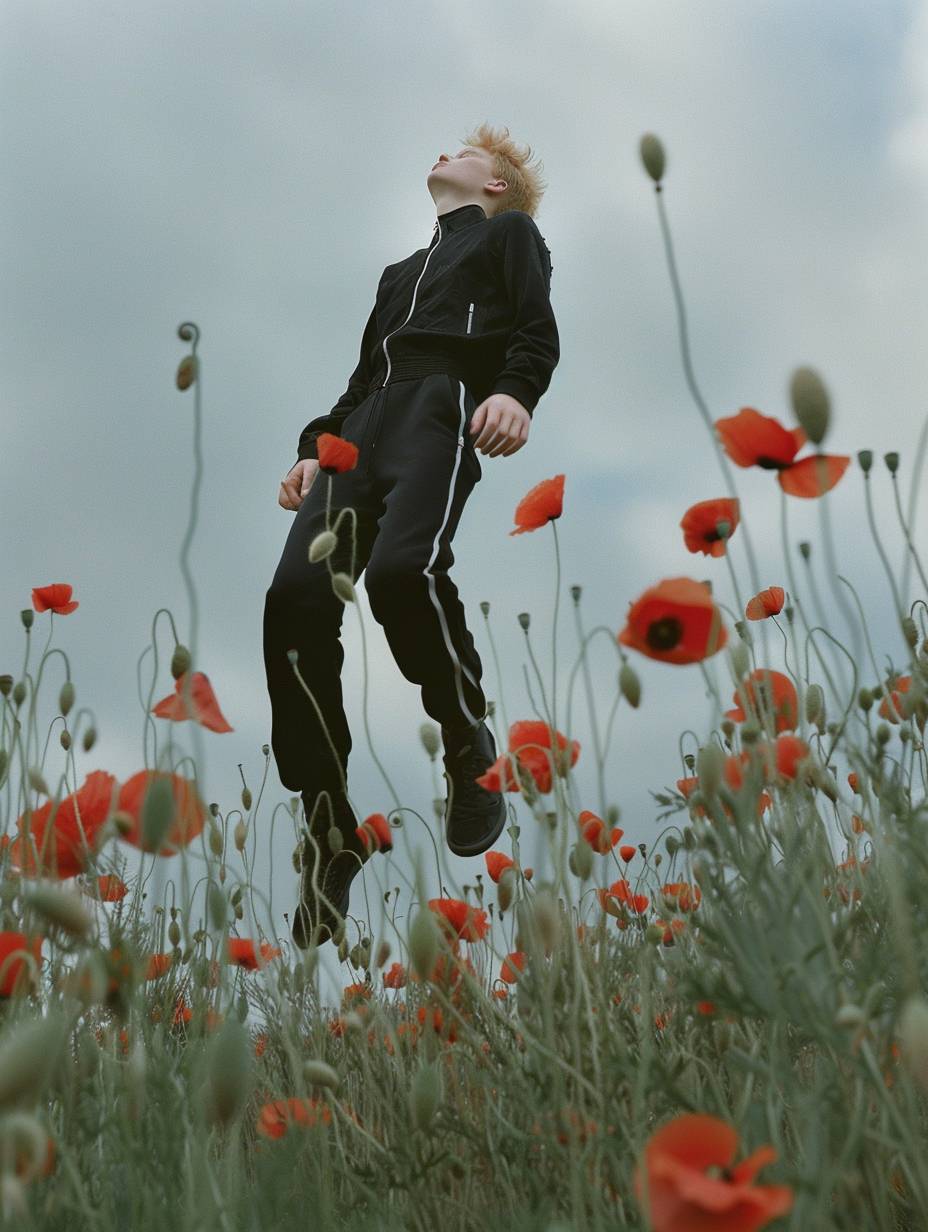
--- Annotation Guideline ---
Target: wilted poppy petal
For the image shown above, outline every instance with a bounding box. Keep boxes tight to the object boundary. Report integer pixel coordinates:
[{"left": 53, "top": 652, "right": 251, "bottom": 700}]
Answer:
[
  {"left": 151, "top": 671, "right": 233, "bottom": 733},
  {"left": 745, "top": 586, "right": 785, "bottom": 620}
]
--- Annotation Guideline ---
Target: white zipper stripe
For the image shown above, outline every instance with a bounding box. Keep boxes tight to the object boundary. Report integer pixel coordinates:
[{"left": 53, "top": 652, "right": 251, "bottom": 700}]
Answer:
[
  {"left": 466, "top": 302, "right": 474, "bottom": 334},
  {"left": 421, "top": 377, "right": 482, "bottom": 722},
  {"left": 381, "top": 220, "right": 442, "bottom": 387}
]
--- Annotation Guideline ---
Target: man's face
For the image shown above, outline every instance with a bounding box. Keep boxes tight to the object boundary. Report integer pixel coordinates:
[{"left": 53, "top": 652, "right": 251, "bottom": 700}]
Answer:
[{"left": 427, "top": 146, "right": 503, "bottom": 202}]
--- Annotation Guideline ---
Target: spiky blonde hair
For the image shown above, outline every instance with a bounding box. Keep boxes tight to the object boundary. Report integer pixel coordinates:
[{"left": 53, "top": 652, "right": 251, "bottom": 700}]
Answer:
[{"left": 459, "top": 122, "right": 548, "bottom": 219}]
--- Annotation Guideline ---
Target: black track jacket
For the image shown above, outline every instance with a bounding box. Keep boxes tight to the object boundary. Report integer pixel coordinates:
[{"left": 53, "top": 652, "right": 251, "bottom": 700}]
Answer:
[{"left": 295, "top": 203, "right": 559, "bottom": 465}]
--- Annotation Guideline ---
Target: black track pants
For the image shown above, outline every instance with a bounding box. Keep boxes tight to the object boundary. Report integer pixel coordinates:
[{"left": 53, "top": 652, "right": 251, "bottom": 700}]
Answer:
[{"left": 263, "top": 373, "right": 489, "bottom": 794}]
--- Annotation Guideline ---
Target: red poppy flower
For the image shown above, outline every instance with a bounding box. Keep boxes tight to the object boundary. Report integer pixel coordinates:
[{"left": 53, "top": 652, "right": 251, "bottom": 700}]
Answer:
[
  {"left": 509, "top": 475, "right": 565, "bottom": 536},
  {"left": 725, "top": 669, "right": 798, "bottom": 734},
  {"left": 745, "top": 586, "right": 785, "bottom": 621},
  {"left": 151, "top": 671, "right": 233, "bottom": 733},
  {"left": 578, "top": 810, "right": 624, "bottom": 853},
  {"left": 771, "top": 733, "right": 812, "bottom": 782},
  {"left": 256, "top": 1097, "right": 332, "bottom": 1140},
  {"left": 341, "top": 982, "right": 372, "bottom": 1007},
  {"left": 511, "top": 720, "right": 580, "bottom": 792},
  {"left": 383, "top": 961, "right": 407, "bottom": 989},
  {"left": 660, "top": 882, "right": 701, "bottom": 912},
  {"left": 116, "top": 770, "right": 207, "bottom": 855},
  {"left": 715, "top": 407, "right": 849, "bottom": 498},
  {"left": 484, "top": 851, "right": 515, "bottom": 882},
  {"left": 619, "top": 578, "right": 727, "bottom": 665},
  {"left": 500, "top": 951, "right": 526, "bottom": 983},
  {"left": 619, "top": 844, "right": 637, "bottom": 862},
  {"left": 634, "top": 1112, "right": 793, "bottom": 1232},
  {"left": 847, "top": 772, "right": 860, "bottom": 792},
  {"left": 32, "top": 583, "right": 79, "bottom": 615},
  {"left": 146, "top": 952, "right": 172, "bottom": 980},
  {"left": 97, "top": 874, "right": 127, "bottom": 901},
  {"left": 10, "top": 769, "right": 117, "bottom": 879},
  {"left": 680, "top": 498, "right": 741, "bottom": 557},
  {"left": 878, "top": 675, "right": 910, "bottom": 724},
  {"left": 427, "top": 897, "right": 489, "bottom": 942},
  {"left": 356, "top": 812, "right": 392, "bottom": 853},
  {"left": 316, "top": 432, "right": 360, "bottom": 474},
  {"left": 0, "top": 931, "right": 44, "bottom": 997},
  {"left": 227, "top": 937, "right": 281, "bottom": 970}
]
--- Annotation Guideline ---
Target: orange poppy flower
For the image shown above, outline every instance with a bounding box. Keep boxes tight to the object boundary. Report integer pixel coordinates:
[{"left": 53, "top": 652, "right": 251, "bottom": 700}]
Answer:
[
  {"left": 725, "top": 669, "right": 798, "bottom": 733},
  {"left": 256, "top": 1097, "right": 332, "bottom": 1140},
  {"left": 116, "top": 770, "right": 208, "bottom": 855},
  {"left": 356, "top": 812, "right": 392, "bottom": 853},
  {"left": 661, "top": 882, "right": 701, "bottom": 912},
  {"left": 509, "top": 474, "right": 565, "bottom": 536},
  {"left": 97, "top": 874, "right": 128, "bottom": 901},
  {"left": 619, "top": 844, "right": 637, "bottom": 862},
  {"left": 227, "top": 937, "right": 281, "bottom": 970},
  {"left": 0, "top": 931, "right": 43, "bottom": 997},
  {"left": 680, "top": 498, "right": 741, "bottom": 557},
  {"left": 316, "top": 432, "right": 360, "bottom": 474},
  {"left": 484, "top": 851, "right": 515, "bottom": 882},
  {"left": 715, "top": 407, "right": 849, "bottom": 498},
  {"left": 151, "top": 670, "right": 233, "bottom": 733},
  {"left": 878, "top": 675, "right": 910, "bottom": 723},
  {"left": 32, "top": 582, "right": 79, "bottom": 615},
  {"left": 500, "top": 951, "right": 526, "bottom": 983},
  {"left": 428, "top": 897, "right": 490, "bottom": 942},
  {"left": 383, "top": 961, "right": 407, "bottom": 989},
  {"left": 847, "top": 772, "right": 860, "bottom": 792},
  {"left": 634, "top": 1113, "right": 793, "bottom": 1231},
  {"left": 146, "top": 952, "right": 172, "bottom": 980},
  {"left": 619, "top": 578, "right": 727, "bottom": 665},
  {"left": 745, "top": 586, "right": 785, "bottom": 621},
  {"left": 10, "top": 769, "right": 117, "bottom": 880},
  {"left": 578, "top": 810, "right": 624, "bottom": 853},
  {"left": 341, "top": 982, "right": 372, "bottom": 1007}
]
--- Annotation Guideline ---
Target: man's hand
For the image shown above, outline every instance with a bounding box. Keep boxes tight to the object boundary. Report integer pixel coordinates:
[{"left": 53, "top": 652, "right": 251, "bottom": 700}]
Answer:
[
  {"left": 470, "top": 394, "right": 531, "bottom": 458},
  {"left": 279, "top": 458, "right": 319, "bottom": 511}
]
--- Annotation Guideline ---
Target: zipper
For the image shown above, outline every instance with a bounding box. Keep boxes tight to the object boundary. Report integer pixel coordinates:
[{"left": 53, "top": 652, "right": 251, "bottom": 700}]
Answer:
[
  {"left": 466, "top": 302, "right": 474, "bottom": 334},
  {"left": 370, "top": 220, "right": 442, "bottom": 466}
]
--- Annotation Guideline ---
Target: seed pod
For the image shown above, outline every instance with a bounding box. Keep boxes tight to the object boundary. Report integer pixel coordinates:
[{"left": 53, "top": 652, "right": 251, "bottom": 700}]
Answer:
[
  {"left": 419, "top": 723, "right": 441, "bottom": 758},
  {"left": 309, "top": 531, "right": 338, "bottom": 563},
  {"left": 176, "top": 354, "right": 197, "bottom": 390},
  {"left": 303, "top": 1059, "right": 339, "bottom": 1091},
  {"left": 171, "top": 644, "right": 192, "bottom": 678}
]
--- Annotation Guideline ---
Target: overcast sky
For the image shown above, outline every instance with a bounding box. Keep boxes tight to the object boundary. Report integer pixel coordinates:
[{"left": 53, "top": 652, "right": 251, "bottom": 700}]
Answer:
[{"left": 3, "top": 0, "right": 927, "bottom": 1003}]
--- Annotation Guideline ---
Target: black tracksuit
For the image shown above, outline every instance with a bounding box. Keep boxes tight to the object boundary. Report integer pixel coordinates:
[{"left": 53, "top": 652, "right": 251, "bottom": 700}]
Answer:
[{"left": 264, "top": 202, "right": 560, "bottom": 795}]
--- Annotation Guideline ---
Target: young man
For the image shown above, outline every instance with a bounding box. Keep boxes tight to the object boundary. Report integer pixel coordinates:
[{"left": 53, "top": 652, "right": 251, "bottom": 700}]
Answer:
[{"left": 264, "top": 124, "right": 560, "bottom": 949}]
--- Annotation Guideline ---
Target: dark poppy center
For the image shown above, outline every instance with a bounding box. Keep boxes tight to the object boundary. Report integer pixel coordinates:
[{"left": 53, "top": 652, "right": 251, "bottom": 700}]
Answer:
[
  {"left": 646, "top": 616, "right": 683, "bottom": 651},
  {"left": 754, "top": 455, "right": 787, "bottom": 471}
]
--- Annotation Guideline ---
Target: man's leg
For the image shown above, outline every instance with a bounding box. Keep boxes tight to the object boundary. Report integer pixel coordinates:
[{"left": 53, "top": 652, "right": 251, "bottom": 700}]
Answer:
[
  {"left": 263, "top": 398, "right": 383, "bottom": 802},
  {"left": 362, "top": 373, "right": 489, "bottom": 732}
]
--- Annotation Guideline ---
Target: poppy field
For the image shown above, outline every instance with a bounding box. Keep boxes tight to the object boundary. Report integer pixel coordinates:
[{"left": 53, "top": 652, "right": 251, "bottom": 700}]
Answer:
[{"left": 1, "top": 134, "right": 928, "bottom": 1231}]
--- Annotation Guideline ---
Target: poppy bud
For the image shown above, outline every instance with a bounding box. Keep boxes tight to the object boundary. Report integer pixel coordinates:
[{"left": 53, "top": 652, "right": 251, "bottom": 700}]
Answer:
[
  {"left": 805, "top": 684, "right": 825, "bottom": 725},
  {"left": 720, "top": 719, "right": 735, "bottom": 740},
  {"left": 645, "top": 923, "right": 664, "bottom": 945},
  {"left": 241, "top": 787, "right": 252, "bottom": 812},
  {"left": 234, "top": 821, "right": 247, "bottom": 853},
  {"left": 409, "top": 910, "right": 440, "bottom": 981},
  {"left": 169, "top": 919, "right": 182, "bottom": 948},
  {"left": 375, "top": 940, "right": 391, "bottom": 969},
  {"left": 171, "top": 644, "right": 192, "bottom": 679},
  {"left": 898, "top": 996, "right": 928, "bottom": 1092},
  {"left": 24, "top": 884, "right": 92, "bottom": 938},
  {"left": 727, "top": 641, "right": 750, "bottom": 683},
  {"left": 0, "top": 1011, "right": 66, "bottom": 1109},
  {"left": 327, "top": 826, "right": 343, "bottom": 855},
  {"left": 858, "top": 688, "right": 873, "bottom": 712},
  {"left": 303, "top": 1059, "right": 339, "bottom": 1091},
  {"left": 205, "top": 1019, "right": 252, "bottom": 1127},
  {"left": 789, "top": 366, "right": 830, "bottom": 445},
  {"left": 419, "top": 723, "right": 441, "bottom": 758},
  {"left": 876, "top": 723, "right": 891, "bottom": 745},
  {"left": 619, "top": 662, "right": 641, "bottom": 708},
  {"left": 902, "top": 616, "right": 918, "bottom": 649},
  {"left": 309, "top": 531, "right": 337, "bottom": 563},
  {"left": 410, "top": 1061, "right": 442, "bottom": 1131},
  {"left": 332, "top": 573, "right": 356, "bottom": 604},
  {"left": 497, "top": 868, "right": 515, "bottom": 913},
  {"left": 665, "top": 835, "right": 680, "bottom": 856},
  {"left": 639, "top": 133, "right": 666, "bottom": 183},
  {"left": 208, "top": 821, "right": 224, "bottom": 858},
  {"left": 175, "top": 354, "right": 197, "bottom": 390},
  {"left": 696, "top": 743, "right": 724, "bottom": 796},
  {"left": 569, "top": 841, "right": 593, "bottom": 882},
  {"left": 59, "top": 680, "right": 75, "bottom": 716}
]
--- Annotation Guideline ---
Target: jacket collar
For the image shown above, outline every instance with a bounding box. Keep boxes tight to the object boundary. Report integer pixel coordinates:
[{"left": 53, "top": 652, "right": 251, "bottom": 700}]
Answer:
[{"left": 432, "top": 202, "right": 488, "bottom": 237}]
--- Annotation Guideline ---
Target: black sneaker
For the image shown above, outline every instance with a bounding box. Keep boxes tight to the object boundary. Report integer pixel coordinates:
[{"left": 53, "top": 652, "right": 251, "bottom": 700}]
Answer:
[
  {"left": 442, "top": 719, "right": 508, "bottom": 857},
  {"left": 291, "top": 792, "right": 366, "bottom": 950}
]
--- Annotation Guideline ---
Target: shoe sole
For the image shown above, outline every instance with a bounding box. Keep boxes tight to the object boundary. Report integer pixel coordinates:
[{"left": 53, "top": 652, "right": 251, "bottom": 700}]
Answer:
[{"left": 445, "top": 791, "right": 508, "bottom": 858}]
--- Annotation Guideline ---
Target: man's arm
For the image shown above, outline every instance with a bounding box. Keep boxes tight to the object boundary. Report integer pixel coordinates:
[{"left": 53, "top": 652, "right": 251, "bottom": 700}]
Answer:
[
  {"left": 294, "top": 300, "right": 380, "bottom": 465},
  {"left": 489, "top": 213, "right": 560, "bottom": 416}
]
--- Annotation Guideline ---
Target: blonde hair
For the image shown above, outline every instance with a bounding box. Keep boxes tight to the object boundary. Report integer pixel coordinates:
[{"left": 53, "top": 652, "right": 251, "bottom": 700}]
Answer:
[{"left": 459, "top": 122, "right": 547, "bottom": 219}]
